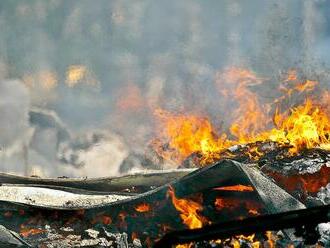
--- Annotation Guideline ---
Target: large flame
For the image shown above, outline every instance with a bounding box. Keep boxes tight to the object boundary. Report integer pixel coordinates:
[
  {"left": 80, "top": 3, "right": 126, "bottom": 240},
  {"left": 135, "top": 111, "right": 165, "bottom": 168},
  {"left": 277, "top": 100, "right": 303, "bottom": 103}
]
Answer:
[
  {"left": 152, "top": 68, "right": 330, "bottom": 165},
  {"left": 264, "top": 99, "right": 330, "bottom": 153},
  {"left": 154, "top": 109, "right": 233, "bottom": 164}
]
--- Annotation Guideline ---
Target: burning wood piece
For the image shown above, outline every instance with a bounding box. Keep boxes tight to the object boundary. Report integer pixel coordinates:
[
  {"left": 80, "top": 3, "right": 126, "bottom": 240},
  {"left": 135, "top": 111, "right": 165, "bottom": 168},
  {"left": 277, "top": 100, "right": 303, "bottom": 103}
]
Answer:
[{"left": 260, "top": 148, "right": 330, "bottom": 203}]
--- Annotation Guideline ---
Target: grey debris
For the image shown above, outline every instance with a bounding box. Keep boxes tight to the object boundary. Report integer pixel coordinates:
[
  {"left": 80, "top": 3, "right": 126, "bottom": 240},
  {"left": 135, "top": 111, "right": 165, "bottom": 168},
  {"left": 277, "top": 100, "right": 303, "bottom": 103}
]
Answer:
[
  {"left": 84, "top": 229, "right": 99, "bottom": 239},
  {"left": 98, "top": 237, "right": 113, "bottom": 247},
  {"left": 317, "top": 184, "right": 330, "bottom": 205},
  {"left": 116, "top": 232, "right": 128, "bottom": 248},
  {"left": 132, "top": 238, "right": 142, "bottom": 248},
  {"left": 59, "top": 227, "right": 74, "bottom": 233},
  {"left": 0, "top": 225, "right": 32, "bottom": 247},
  {"left": 80, "top": 239, "right": 100, "bottom": 246},
  {"left": 318, "top": 222, "right": 330, "bottom": 247}
]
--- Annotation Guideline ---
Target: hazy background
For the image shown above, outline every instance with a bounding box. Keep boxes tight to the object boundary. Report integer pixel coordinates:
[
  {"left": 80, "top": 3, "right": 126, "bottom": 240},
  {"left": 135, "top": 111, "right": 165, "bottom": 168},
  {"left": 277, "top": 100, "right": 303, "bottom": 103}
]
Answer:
[{"left": 0, "top": 0, "right": 329, "bottom": 177}]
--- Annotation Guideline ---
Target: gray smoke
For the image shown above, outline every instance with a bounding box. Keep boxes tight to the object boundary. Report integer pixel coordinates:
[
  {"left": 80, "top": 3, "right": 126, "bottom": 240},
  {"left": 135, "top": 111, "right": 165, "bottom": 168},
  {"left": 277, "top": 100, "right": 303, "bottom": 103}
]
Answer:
[{"left": 0, "top": 0, "right": 329, "bottom": 176}]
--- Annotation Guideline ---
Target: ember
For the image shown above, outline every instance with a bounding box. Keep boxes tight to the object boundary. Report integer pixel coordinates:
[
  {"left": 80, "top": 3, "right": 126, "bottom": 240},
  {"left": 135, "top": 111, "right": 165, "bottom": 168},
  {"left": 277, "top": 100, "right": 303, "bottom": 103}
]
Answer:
[
  {"left": 135, "top": 203, "right": 151, "bottom": 213},
  {"left": 213, "top": 184, "right": 254, "bottom": 192},
  {"left": 20, "top": 227, "right": 45, "bottom": 238}
]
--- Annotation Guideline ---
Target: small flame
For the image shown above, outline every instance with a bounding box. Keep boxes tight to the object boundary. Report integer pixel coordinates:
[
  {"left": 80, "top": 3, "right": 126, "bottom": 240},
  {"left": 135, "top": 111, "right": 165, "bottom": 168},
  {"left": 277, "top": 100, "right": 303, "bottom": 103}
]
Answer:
[
  {"left": 20, "top": 226, "right": 45, "bottom": 238},
  {"left": 66, "top": 65, "right": 87, "bottom": 87},
  {"left": 135, "top": 203, "right": 151, "bottom": 213},
  {"left": 214, "top": 185, "right": 254, "bottom": 192},
  {"left": 295, "top": 80, "right": 318, "bottom": 93},
  {"left": 284, "top": 69, "right": 298, "bottom": 82},
  {"left": 154, "top": 109, "right": 232, "bottom": 164},
  {"left": 168, "top": 187, "right": 208, "bottom": 229}
]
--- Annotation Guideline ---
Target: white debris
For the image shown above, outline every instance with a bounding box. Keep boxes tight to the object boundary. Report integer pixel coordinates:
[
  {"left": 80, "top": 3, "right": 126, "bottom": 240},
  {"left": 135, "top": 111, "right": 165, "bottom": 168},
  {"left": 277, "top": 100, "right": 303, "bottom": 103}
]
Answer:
[{"left": 0, "top": 185, "right": 131, "bottom": 209}]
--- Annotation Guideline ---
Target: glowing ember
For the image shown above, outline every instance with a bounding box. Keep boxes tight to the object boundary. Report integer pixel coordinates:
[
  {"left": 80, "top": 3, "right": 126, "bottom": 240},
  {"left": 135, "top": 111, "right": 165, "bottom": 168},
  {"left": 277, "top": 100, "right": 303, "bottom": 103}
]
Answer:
[
  {"left": 135, "top": 203, "right": 151, "bottom": 213},
  {"left": 20, "top": 227, "right": 45, "bottom": 238},
  {"left": 167, "top": 187, "right": 208, "bottom": 229},
  {"left": 213, "top": 185, "right": 254, "bottom": 192},
  {"left": 176, "top": 244, "right": 193, "bottom": 248}
]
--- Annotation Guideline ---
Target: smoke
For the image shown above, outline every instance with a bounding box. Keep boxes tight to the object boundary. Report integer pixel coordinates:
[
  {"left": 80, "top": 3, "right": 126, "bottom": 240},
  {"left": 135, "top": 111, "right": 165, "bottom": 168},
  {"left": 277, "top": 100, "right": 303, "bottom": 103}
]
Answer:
[
  {"left": 0, "top": 0, "right": 329, "bottom": 176},
  {"left": 0, "top": 80, "right": 30, "bottom": 151}
]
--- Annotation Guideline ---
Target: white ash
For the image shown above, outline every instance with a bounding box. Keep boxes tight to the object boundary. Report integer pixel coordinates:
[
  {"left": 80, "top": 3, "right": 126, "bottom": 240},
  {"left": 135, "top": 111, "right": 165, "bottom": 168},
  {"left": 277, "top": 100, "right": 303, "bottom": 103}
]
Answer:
[
  {"left": 318, "top": 222, "right": 330, "bottom": 247},
  {"left": 315, "top": 185, "right": 330, "bottom": 247},
  {"left": 84, "top": 229, "right": 99, "bottom": 239},
  {"left": 317, "top": 184, "right": 330, "bottom": 205},
  {"left": 132, "top": 238, "right": 142, "bottom": 248},
  {"left": 0, "top": 185, "right": 131, "bottom": 209}
]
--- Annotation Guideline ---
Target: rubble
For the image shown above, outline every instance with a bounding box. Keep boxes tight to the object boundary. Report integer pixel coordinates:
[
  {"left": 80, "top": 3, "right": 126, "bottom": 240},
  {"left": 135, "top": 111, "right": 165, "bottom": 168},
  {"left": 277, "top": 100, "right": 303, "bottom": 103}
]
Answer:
[
  {"left": 317, "top": 184, "right": 330, "bottom": 205},
  {"left": 318, "top": 222, "right": 330, "bottom": 247},
  {"left": 0, "top": 155, "right": 328, "bottom": 246}
]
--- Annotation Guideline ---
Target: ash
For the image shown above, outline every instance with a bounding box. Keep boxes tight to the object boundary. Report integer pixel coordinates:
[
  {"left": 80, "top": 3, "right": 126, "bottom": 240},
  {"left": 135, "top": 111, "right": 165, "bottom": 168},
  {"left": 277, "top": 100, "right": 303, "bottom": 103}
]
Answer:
[
  {"left": 25, "top": 225, "right": 142, "bottom": 248},
  {"left": 317, "top": 184, "right": 330, "bottom": 205},
  {"left": 316, "top": 184, "right": 330, "bottom": 247}
]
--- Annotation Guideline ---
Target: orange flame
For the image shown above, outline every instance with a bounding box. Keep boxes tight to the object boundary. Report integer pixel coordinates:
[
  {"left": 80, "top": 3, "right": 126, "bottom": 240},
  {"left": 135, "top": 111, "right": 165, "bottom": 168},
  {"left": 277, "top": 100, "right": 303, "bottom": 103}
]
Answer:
[
  {"left": 154, "top": 109, "right": 232, "bottom": 164},
  {"left": 168, "top": 187, "right": 208, "bottom": 229},
  {"left": 284, "top": 69, "right": 298, "bottom": 82},
  {"left": 216, "top": 67, "right": 269, "bottom": 141},
  {"left": 262, "top": 99, "right": 330, "bottom": 153},
  {"left": 135, "top": 203, "right": 151, "bottom": 213},
  {"left": 20, "top": 227, "right": 45, "bottom": 238},
  {"left": 214, "top": 185, "right": 254, "bottom": 192},
  {"left": 152, "top": 67, "right": 330, "bottom": 165},
  {"left": 295, "top": 80, "right": 318, "bottom": 93}
]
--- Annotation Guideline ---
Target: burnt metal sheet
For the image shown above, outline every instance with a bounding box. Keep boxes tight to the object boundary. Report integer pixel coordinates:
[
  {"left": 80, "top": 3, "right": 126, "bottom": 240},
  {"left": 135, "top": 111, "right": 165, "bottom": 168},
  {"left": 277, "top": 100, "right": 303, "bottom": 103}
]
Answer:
[
  {"left": 0, "top": 160, "right": 304, "bottom": 213},
  {"left": 0, "top": 169, "right": 194, "bottom": 193}
]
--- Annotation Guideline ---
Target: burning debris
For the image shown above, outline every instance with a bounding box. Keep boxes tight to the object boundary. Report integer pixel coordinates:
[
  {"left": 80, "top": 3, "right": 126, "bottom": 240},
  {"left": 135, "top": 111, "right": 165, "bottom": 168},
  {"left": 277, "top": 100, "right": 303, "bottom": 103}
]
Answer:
[
  {"left": 0, "top": 64, "right": 329, "bottom": 248},
  {"left": 0, "top": 70, "right": 329, "bottom": 247},
  {"left": 2, "top": 0, "right": 330, "bottom": 246},
  {"left": 0, "top": 158, "right": 320, "bottom": 247}
]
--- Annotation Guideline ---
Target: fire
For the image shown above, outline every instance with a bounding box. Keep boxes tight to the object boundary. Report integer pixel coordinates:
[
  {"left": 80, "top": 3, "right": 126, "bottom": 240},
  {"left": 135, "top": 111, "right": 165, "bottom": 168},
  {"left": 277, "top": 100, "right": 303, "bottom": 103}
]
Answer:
[
  {"left": 20, "top": 227, "right": 45, "bottom": 238},
  {"left": 167, "top": 187, "right": 208, "bottom": 229},
  {"left": 262, "top": 99, "right": 330, "bottom": 154},
  {"left": 135, "top": 203, "right": 151, "bottom": 213},
  {"left": 216, "top": 67, "right": 269, "bottom": 141},
  {"left": 152, "top": 67, "right": 330, "bottom": 165},
  {"left": 154, "top": 109, "right": 232, "bottom": 164},
  {"left": 234, "top": 234, "right": 260, "bottom": 248},
  {"left": 66, "top": 65, "right": 87, "bottom": 87},
  {"left": 214, "top": 185, "right": 254, "bottom": 192},
  {"left": 176, "top": 244, "right": 193, "bottom": 248},
  {"left": 294, "top": 80, "right": 318, "bottom": 93},
  {"left": 284, "top": 69, "right": 298, "bottom": 82}
]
